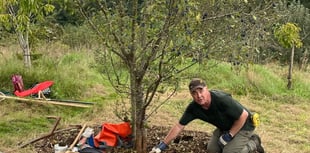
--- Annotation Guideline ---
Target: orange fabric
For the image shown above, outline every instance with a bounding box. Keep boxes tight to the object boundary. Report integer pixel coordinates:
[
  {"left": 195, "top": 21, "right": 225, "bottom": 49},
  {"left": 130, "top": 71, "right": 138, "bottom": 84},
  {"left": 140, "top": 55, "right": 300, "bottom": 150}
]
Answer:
[
  {"left": 94, "top": 122, "right": 131, "bottom": 147},
  {"left": 14, "top": 81, "right": 54, "bottom": 97}
]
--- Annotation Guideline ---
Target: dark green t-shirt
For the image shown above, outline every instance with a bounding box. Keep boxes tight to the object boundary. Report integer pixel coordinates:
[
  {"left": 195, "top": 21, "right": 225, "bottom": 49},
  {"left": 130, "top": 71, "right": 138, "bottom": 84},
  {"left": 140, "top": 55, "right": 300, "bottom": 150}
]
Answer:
[{"left": 179, "top": 90, "right": 255, "bottom": 131}]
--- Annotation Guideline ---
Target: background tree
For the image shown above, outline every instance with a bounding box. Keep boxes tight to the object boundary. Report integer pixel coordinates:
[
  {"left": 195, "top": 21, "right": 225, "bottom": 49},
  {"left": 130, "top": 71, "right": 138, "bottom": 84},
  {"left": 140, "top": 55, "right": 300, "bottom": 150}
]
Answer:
[
  {"left": 0, "top": 0, "right": 54, "bottom": 67},
  {"left": 283, "top": 1, "right": 310, "bottom": 70},
  {"left": 297, "top": 0, "right": 310, "bottom": 9},
  {"left": 274, "top": 22, "right": 303, "bottom": 89},
  {"left": 196, "top": 0, "right": 286, "bottom": 66}
]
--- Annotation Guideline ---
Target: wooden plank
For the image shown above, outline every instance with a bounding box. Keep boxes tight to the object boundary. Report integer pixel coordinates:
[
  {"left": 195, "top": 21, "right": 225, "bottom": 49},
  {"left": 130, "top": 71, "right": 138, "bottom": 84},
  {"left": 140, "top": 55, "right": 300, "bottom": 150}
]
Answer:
[{"left": 0, "top": 95, "right": 92, "bottom": 108}]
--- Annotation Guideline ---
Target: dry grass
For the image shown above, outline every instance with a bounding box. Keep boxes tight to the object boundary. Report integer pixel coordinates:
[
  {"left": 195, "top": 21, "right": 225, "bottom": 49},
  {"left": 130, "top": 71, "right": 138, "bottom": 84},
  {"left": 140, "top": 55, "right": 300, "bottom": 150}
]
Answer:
[{"left": 0, "top": 45, "right": 18, "bottom": 65}]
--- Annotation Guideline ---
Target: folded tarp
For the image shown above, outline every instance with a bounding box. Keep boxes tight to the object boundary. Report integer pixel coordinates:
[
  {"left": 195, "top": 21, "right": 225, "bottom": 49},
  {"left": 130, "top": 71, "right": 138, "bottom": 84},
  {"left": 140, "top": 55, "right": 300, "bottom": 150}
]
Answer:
[{"left": 94, "top": 122, "right": 132, "bottom": 147}]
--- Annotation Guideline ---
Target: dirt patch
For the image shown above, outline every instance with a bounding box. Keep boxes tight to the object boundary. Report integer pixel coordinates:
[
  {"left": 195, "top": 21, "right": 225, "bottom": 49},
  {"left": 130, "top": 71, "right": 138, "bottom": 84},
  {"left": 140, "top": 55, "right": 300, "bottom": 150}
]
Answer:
[{"left": 33, "top": 125, "right": 211, "bottom": 153}]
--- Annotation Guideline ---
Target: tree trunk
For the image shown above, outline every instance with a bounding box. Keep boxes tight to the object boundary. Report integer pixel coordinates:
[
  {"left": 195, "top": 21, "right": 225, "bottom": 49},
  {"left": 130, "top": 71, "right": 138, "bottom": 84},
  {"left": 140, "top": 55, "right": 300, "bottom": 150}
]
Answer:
[
  {"left": 18, "top": 24, "right": 32, "bottom": 68},
  {"left": 18, "top": 22, "right": 31, "bottom": 68},
  {"left": 130, "top": 72, "right": 147, "bottom": 153},
  {"left": 287, "top": 46, "right": 295, "bottom": 89},
  {"left": 135, "top": 108, "right": 147, "bottom": 153},
  {"left": 299, "top": 48, "right": 308, "bottom": 70}
]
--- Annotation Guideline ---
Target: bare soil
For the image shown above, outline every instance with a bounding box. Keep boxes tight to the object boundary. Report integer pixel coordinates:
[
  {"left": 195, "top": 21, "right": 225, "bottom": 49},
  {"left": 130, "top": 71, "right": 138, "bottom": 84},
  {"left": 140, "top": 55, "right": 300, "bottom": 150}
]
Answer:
[{"left": 33, "top": 125, "right": 211, "bottom": 153}]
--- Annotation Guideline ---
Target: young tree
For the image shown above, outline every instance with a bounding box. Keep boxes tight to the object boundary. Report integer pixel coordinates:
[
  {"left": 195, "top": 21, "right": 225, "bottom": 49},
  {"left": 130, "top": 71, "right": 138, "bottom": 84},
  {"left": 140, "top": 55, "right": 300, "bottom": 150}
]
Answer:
[
  {"left": 284, "top": 1, "right": 310, "bottom": 70},
  {"left": 274, "top": 22, "right": 303, "bottom": 89},
  {"left": 77, "top": 0, "right": 206, "bottom": 152},
  {"left": 76, "top": 0, "right": 277, "bottom": 152},
  {"left": 0, "top": 0, "right": 54, "bottom": 67}
]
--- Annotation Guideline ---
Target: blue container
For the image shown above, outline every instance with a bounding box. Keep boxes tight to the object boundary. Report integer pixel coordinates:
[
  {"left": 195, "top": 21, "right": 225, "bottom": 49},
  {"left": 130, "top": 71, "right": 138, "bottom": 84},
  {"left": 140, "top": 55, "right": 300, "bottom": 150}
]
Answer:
[{"left": 86, "top": 135, "right": 95, "bottom": 147}]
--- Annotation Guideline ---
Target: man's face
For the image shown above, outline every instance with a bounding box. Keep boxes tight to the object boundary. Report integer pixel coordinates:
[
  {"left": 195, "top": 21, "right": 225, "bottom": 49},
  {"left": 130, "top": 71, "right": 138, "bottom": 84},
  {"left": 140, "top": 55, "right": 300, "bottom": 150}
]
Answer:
[{"left": 191, "top": 87, "right": 210, "bottom": 107}]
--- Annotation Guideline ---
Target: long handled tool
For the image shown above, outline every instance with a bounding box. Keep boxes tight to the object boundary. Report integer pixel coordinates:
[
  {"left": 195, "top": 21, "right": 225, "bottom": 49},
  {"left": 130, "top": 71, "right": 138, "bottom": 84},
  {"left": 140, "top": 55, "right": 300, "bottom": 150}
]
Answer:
[{"left": 65, "top": 123, "right": 87, "bottom": 153}]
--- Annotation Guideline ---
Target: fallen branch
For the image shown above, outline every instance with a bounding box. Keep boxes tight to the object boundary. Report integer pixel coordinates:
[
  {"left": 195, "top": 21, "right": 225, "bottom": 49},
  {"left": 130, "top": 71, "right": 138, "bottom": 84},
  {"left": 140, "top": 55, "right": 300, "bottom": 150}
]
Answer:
[{"left": 52, "top": 125, "right": 82, "bottom": 134}]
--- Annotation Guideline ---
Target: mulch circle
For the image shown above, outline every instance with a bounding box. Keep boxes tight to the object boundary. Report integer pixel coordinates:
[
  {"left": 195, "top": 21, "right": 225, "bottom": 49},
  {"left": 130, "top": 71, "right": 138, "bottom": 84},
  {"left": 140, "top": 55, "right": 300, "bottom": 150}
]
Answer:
[{"left": 32, "top": 125, "right": 211, "bottom": 153}]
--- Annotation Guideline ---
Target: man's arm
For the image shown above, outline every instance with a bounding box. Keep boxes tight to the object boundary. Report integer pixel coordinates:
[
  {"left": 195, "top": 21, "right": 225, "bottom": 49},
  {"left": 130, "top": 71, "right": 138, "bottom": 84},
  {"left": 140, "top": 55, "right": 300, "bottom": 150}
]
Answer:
[
  {"left": 149, "top": 123, "right": 185, "bottom": 153},
  {"left": 163, "top": 123, "right": 185, "bottom": 144},
  {"left": 218, "top": 109, "right": 249, "bottom": 147},
  {"left": 229, "top": 109, "right": 248, "bottom": 136}
]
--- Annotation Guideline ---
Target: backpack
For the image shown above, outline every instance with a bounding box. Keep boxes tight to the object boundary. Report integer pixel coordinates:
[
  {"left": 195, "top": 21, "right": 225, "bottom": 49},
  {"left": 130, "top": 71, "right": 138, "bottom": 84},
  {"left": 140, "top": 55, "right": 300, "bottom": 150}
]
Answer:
[{"left": 12, "top": 74, "right": 24, "bottom": 92}]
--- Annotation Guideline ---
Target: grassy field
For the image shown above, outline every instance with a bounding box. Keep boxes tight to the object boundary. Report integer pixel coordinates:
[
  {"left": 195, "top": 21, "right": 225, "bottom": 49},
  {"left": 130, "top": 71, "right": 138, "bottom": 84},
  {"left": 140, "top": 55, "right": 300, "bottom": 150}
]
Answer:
[{"left": 0, "top": 43, "right": 310, "bottom": 153}]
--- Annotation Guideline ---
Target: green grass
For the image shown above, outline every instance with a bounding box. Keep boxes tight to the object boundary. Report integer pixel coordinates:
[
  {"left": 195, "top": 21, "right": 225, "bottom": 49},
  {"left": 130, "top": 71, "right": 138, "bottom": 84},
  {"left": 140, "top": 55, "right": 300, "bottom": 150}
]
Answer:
[{"left": 0, "top": 43, "right": 310, "bottom": 153}]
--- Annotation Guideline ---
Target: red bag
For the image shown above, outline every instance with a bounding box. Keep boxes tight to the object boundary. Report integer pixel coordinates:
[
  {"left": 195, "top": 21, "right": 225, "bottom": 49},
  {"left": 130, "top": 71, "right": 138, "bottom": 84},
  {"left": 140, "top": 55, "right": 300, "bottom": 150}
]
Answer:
[{"left": 94, "top": 122, "right": 132, "bottom": 147}]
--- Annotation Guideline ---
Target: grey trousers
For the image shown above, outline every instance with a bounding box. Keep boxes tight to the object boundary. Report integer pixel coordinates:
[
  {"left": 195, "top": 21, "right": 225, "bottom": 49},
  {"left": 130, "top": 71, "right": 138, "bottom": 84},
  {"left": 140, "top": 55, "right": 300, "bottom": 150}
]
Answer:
[{"left": 207, "top": 128, "right": 256, "bottom": 153}]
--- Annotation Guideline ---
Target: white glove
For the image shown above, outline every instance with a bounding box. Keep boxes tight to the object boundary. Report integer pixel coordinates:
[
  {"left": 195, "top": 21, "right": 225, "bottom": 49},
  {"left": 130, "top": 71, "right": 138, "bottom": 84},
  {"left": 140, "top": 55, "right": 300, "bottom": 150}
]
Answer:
[
  {"left": 149, "top": 141, "right": 168, "bottom": 153},
  {"left": 149, "top": 147, "right": 162, "bottom": 153}
]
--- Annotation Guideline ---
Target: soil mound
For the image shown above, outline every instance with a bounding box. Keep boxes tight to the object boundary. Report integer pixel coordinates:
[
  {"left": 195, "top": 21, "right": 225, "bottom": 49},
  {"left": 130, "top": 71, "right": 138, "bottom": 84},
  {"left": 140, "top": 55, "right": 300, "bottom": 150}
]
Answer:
[{"left": 33, "top": 125, "right": 211, "bottom": 153}]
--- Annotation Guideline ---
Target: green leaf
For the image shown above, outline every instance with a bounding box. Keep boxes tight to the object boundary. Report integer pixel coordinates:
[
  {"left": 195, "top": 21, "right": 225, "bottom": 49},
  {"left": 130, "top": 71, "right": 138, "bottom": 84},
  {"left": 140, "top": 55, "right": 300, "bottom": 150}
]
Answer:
[
  {"left": 44, "top": 4, "right": 55, "bottom": 13},
  {"left": 274, "top": 22, "right": 303, "bottom": 48}
]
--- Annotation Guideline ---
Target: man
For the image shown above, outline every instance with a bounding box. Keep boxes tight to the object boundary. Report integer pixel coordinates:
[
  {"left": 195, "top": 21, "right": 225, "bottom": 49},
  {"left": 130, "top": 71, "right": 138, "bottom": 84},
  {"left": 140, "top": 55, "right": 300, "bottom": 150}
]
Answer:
[{"left": 150, "top": 78, "right": 264, "bottom": 153}]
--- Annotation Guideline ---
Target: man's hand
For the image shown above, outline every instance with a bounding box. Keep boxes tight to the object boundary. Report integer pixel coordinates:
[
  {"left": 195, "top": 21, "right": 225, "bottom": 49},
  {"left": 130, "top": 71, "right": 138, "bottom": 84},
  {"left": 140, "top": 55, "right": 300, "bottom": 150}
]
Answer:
[
  {"left": 149, "top": 141, "right": 168, "bottom": 153},
  {"left": 218, "top": 132, "right": 233, "bottom": 147}
]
